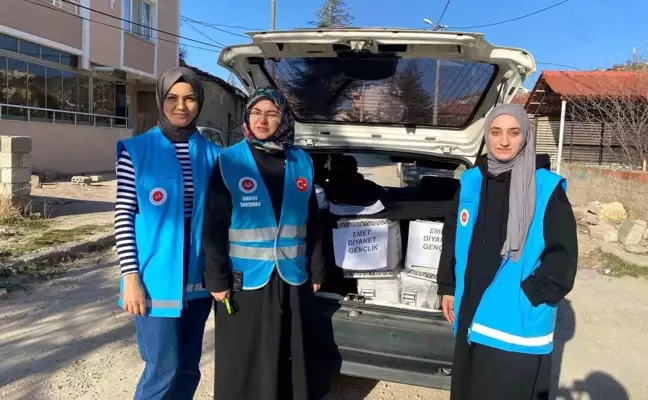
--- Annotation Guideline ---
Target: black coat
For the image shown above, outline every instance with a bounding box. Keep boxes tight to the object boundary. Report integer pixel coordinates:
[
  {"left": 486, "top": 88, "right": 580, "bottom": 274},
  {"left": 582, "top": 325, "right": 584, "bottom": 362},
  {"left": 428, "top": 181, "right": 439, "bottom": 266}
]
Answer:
[{"left": 437, "top": 154, "right": 578, "bottom": 400}]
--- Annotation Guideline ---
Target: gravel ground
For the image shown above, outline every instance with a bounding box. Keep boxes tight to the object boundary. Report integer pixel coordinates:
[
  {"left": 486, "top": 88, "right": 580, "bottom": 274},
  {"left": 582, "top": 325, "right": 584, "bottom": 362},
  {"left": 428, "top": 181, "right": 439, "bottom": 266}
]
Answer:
[{"left": 1, "top": 252, "right": 647, "bottom": 400}]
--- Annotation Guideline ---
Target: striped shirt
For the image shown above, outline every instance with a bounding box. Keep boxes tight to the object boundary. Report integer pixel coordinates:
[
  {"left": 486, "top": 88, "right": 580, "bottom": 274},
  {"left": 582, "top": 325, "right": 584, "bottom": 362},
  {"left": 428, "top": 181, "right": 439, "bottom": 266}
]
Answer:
[{"left": 115, "top": 142, "right": 194, "bottom": 276}]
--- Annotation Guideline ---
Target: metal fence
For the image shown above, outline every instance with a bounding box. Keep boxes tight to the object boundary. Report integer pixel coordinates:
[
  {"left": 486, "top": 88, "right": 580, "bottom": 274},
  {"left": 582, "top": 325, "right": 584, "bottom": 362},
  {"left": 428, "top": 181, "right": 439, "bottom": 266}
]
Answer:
[{"left": 0, "top": 103, "right": 129, "bottom": 128}]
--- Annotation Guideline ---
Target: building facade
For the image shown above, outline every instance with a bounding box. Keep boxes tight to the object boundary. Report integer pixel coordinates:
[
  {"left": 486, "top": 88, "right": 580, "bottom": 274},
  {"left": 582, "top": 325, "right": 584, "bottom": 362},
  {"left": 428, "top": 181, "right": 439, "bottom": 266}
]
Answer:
[
  {"left": 0, "top": 0, "right": 179, "bottom": 173},
  {"left": 188, "top": 65, "right": 247, "bottom": 146}
]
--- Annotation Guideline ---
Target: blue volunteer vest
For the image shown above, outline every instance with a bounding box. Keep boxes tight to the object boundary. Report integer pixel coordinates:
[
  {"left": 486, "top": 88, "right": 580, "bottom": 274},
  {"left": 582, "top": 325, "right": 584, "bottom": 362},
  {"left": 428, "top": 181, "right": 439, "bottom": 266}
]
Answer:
[
  {"left": 453, "top": 167, "right": 566, "bottom": 355},
  {"left": 219, "top": 141, "right": 313, "bottom": 289},
  {"left": 116, "top": 127, "right": 221, "bottom": 317}
]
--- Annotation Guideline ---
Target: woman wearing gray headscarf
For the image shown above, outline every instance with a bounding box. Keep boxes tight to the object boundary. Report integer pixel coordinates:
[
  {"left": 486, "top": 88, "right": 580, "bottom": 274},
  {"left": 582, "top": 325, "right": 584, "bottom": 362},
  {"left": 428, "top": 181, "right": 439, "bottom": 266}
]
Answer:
[
  {"left": 114, "top": 67, "right": 221, "bottom": 399},
  {"left": 437, "top": 104, "right": 578, "bottom": 400}
]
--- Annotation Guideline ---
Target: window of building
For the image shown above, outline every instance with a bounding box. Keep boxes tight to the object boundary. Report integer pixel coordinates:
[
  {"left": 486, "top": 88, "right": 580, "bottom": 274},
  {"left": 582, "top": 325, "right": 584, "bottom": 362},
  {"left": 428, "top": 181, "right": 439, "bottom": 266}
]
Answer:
[
  {"left": 0, "top": 56, "right": 6, "bottom": 104},
  {"left": 124, "top": 0, "right": 153, "bottom": 41},
  {"left": 6, "top": 59, "right": 28, "bottom": 120},
  {"left": 0, "top": 35, "right": 18, "bottom": 52},
  {"left": 27, "top": 63, "right": 47, "bottom": 121},
  {"left": 0, "top": 54, "right": 128, "bottom": 127},
  {"left": 0, "top": 34, "right": 78, "bottom": 68}
]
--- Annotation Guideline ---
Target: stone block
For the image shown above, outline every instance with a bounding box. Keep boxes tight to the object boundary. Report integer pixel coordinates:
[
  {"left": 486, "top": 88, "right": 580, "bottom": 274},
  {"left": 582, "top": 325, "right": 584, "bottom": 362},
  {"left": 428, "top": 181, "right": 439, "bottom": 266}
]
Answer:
[
  {"left": 0, "top": 136, "right": 32, "bottom": 154},
  {"left": 0, "top": 153, "right": 26, "bottom": 168},
  {"left": 1, "top": 168, "right": 31, "bottom": 184},
  {"left": 599, "top": 202, "right": 628, "bottom": 223},
  {"left": 624, "top": 244, "right": 648, "bottom": 255},
  {"left": 585, "top": 213, "right": 600, "bottom": 225},
  {"left": 0, "top": 183, "right": 31, "bottom": 197},
  {"left": 587, "top": 201, "right": 601, "bottom": 215},
  {"left": 588, "top": 223, "right": 619, "bottom": 242},
  {"left": 71, "top": 176, "right": 92, "bottom": 185},
  {"left": 20, "top": 153, "right": 32, "bottom": 169},
  {"left": 619, "top": 220, "right": 647, "bottom": 246},
  {"left": 572, "top": 207, "right": 587, "bottom": 221},
  {"left": 30, "top": 174, "right": 43, "bottom": 188}
]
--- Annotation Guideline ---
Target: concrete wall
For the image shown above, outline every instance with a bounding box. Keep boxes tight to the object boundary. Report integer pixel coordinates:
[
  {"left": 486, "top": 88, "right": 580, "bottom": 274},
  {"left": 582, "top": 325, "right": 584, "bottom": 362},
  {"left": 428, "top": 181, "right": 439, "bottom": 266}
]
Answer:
[
  {"left": 563, "top": 164, "right": 648, "bottom": 220},
  {"left": 197, "top": 80, "right": 246, "bottom": 144},
  {"left": 156, "top": 0, "right": 180, "bottom": 75},
  {"left": 0, "top": 136, "right": 31, "bottom": 208},
  {"left": 89, "top": 0, "right": 122, "bottom": 69},
  {"left": 123, "top": 33, "right": 155, "bottom": 75},
  {"left": 0, "top": 0, "right": 82, "bottom": 51},
  {"left": 0, "top": 120, "right": 131, "bottom": 174}
]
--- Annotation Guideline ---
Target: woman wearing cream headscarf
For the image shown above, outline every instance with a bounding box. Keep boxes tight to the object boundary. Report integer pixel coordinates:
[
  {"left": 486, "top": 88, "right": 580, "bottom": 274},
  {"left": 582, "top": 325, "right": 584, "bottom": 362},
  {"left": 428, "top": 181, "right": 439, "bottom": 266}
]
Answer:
[{"left": 437, "top": 104, "right": 578, "bottom": 399}]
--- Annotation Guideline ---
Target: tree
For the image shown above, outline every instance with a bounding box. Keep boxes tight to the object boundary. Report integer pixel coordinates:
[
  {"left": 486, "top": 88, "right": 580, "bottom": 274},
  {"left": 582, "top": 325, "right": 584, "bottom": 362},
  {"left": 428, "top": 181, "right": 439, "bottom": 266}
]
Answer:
[
  {"left": 394, "top": 60, "right": 433, "bottom": 123},
  {"left": 566, "top": 72, "right": 648, "bottom": 168},
  {"left": 179, "top": 45, "right": 189, "bottom": 64},
  {"left": 227, "top": 73, "right": 247, "bottom": 93},
  {"left": 310, "top": 0, "right": 354, "bottom": 28}
]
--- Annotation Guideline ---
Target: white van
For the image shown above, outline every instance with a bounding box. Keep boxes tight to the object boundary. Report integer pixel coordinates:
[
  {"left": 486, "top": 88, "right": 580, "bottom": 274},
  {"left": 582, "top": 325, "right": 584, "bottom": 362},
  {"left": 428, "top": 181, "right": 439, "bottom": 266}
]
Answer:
[{"left": 219, "top": 28, "right": 535, "bottom": 389}]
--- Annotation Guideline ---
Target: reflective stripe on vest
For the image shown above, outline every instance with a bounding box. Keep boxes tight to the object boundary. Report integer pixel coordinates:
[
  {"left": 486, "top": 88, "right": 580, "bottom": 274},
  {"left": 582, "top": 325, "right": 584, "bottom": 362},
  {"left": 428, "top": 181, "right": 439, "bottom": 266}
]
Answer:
[
  {"left": 185, "top": 282, "right": 206, "bottom": 293},
  {"left": 119, "top": 297, "right": 182, "bottom": 309},
  {"left": 471, "top": 323, "right": 554, "bottom": 347},
  {"left": 229, "top": 244, "right": 307, "bottom": 260},
  {"left": 228, "top": 224, "right": 307, "bottom": 242}
]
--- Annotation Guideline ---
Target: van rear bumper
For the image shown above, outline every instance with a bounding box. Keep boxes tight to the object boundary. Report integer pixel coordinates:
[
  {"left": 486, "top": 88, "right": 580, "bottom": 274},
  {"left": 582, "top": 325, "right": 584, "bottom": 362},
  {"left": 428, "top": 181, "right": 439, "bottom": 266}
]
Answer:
[{"left": 317, "top": 295, "right": 455, "bottom": 390}]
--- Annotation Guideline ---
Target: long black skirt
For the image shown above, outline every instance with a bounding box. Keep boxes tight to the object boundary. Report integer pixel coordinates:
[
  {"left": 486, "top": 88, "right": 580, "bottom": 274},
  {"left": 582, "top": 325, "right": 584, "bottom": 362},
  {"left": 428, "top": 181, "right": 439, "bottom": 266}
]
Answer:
[
  {"left": 450, "top": 329, "right": 552, "bottom": 400},
  {"left": 213, "top": 271, "right": 328, "bottom": 400}
]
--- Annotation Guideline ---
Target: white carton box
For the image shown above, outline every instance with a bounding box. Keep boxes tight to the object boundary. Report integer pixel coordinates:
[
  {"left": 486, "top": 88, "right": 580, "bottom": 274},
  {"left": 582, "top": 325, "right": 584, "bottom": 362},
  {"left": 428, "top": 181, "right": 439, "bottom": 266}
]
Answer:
[
  {"left": 356, "top": 276, "right": 401, "bottom": 304},
  {"left": 334, "top": 218, "right": 403, "bottom": 276},
  {"left": 400, "top": 272, "right": 440, "bottom": 310},
  {"left": 404, "top": 220, "right": 443, "bottom": 282}
]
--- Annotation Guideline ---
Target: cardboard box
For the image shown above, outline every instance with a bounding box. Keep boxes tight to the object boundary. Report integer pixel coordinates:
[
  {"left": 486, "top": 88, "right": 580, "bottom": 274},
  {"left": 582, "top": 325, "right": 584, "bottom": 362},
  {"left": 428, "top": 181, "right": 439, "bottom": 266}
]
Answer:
[
  {"left": 400, "top": 272, "right": 440, "bottom": 310},
  {"left": 404, "top": 220, "right": 443, "bottom": 282},
  {"left": 356, "top": 276, "right": 401, "bottom": 304},
  {"left": 334, "top": 218, "right": 403, "bottom": 274}
]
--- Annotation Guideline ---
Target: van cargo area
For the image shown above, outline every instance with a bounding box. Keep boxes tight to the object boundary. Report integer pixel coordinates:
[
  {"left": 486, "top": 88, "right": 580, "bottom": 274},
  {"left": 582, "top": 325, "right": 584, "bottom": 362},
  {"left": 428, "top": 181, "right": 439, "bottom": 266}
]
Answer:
[{"left": 307, "top": 150, "right": 459, "bottom": 388}]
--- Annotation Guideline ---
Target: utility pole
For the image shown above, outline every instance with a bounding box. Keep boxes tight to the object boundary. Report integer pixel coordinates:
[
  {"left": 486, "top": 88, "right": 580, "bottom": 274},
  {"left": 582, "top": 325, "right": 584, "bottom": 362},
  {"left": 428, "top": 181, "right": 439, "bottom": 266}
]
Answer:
[
  {"left": 271, "top": 0, "right": 276, "bottom": 30},
  {"left": 423, "top": 20, "right": 447, "bottom": 124}
]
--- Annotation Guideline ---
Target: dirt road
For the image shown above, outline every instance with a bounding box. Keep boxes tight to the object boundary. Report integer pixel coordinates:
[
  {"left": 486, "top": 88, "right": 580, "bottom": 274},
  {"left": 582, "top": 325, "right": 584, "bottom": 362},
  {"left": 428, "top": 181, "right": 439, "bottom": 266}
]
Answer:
[{"left": 1, "top": 252, "right": 646, "bottom": 400}]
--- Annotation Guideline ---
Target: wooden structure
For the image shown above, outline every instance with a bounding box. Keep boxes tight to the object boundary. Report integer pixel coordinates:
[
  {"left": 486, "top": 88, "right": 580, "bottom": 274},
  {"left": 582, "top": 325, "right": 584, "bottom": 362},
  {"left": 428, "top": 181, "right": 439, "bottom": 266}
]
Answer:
[{"left": 525, "top": 70, "right": 648, "bottom": 171}]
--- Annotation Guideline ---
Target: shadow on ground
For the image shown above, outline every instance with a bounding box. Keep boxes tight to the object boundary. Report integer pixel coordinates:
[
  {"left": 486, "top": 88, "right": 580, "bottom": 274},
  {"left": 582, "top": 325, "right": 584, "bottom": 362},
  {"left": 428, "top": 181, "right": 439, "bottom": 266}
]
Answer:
[
  {"left": 29, "top": 196, "right": 114, "bottom": 218},
  {"left": 0, "top": 259, "right": 133, "bottom": 392},
  {"left": 552, "top": 298, "right": 629, "bottom": 400}
]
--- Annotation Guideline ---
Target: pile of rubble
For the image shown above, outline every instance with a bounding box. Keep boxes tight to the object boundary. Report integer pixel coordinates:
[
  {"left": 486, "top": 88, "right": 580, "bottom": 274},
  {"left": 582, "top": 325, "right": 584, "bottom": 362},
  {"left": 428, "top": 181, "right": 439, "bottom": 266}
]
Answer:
[{"left": 576, "top": 201, "right": 648, "bottom": 254}]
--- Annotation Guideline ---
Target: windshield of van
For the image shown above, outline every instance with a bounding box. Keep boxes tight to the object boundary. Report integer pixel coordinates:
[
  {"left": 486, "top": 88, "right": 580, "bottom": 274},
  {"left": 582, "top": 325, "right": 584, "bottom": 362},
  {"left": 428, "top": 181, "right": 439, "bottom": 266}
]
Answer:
[{"left": 263, "top": 57, "right": 497, "bottom": 128}]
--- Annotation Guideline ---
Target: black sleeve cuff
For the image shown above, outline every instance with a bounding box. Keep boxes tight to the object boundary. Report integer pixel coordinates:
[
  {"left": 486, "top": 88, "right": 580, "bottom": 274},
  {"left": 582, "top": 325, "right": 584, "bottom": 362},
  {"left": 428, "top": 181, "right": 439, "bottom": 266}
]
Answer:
[
  {"left": 437, "top": 283, "right": 455, "bottom": 297},
  {"left": 204, "top": 277, "right": 231, "bottom": 293},
  {"left": 521, "top": 277, "right": 545, "bottom": 307}
]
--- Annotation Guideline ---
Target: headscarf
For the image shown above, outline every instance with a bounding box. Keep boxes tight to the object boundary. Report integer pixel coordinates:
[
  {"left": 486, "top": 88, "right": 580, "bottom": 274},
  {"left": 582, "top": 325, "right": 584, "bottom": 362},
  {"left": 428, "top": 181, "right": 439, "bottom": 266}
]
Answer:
[
  {"left": 242, "top": 87, "right": 295, "bottom": 152},
  {"left": 484, "top": 104, "right": 536, "bottom": 262},
  {"left": 156, "top": 66, "right": 204, "bottom": 142}
]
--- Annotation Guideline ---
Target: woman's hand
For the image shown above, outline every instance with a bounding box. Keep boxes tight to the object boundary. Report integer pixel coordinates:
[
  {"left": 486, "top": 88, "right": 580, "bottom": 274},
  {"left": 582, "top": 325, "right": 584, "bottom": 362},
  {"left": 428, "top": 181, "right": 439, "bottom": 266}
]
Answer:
[
  {"left": 312, "top": 284, "right": 321, "bottom": 293},
  {"left": 441, "top": 295, "right": 455, "bottom": 324},
  {"left": 211, "top": 290, "right": 231, "bottom": 302},
  {"left": 123, "top": 274, "right": 147, "bottom": 316}
]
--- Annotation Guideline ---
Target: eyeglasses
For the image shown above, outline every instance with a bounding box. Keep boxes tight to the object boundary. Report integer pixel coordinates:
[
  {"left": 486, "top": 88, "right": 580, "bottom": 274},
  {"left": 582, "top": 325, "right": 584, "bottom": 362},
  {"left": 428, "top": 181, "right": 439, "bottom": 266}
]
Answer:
[{"left": 249, "top": 109, "right": 281, "bottom": 121}]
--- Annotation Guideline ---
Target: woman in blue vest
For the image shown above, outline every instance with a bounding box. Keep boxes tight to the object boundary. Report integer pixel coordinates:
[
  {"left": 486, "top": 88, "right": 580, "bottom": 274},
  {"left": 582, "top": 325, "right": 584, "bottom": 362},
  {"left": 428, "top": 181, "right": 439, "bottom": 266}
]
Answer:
[
  {"left": 437, "top": 104, "right": 578, "bottom": 400},
  {"left": 114, "top": 66, "right": 220, "bottom": 399},
  {"left": 202, "top": 87, "right": 327, "bottom": 400}
]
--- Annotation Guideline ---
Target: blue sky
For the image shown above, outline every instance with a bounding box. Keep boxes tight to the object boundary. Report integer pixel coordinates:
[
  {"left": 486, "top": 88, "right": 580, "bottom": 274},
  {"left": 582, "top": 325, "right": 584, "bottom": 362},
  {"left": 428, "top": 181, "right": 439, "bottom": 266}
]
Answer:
[{"left": 180, "top": 0, "right": 648, "bottom": 90}]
